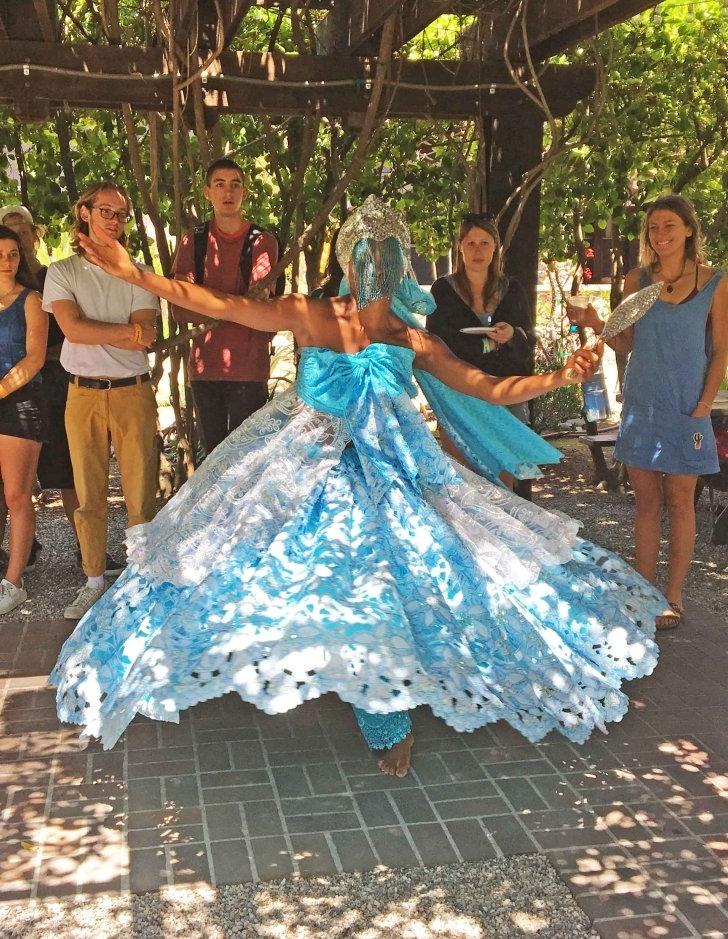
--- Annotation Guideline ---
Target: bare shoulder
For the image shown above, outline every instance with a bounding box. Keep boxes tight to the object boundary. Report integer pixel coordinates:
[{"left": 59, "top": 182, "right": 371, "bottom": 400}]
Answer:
[
  {"left": 306, "top": 293, "right": 348, "bottom": 325},
  {"left": 408, "top": 327, "right": 451, "bottom": 366},
  {"left": 702, "top": 264, "right": 726, "bottom": 284},
  {"left": 291, "top": 293, "right": 343, "bottom": 343},
  {"left": 23, "top": 292, "right": 47, "bottom": 335},
  {"left": 709, "top": 270, "right": 728, "bottom": 306},
  {"left": 23, "top": 290, "right": 43, "bottom": 313},
  {"left": 622, "top": 267, "right": 644, "bottom": 297}
]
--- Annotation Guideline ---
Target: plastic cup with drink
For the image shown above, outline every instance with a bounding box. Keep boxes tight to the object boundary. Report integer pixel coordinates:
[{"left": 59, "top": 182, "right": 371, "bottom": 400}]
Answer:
[{"left": 566, "top": 295, "right": 590, "bottom": 334}]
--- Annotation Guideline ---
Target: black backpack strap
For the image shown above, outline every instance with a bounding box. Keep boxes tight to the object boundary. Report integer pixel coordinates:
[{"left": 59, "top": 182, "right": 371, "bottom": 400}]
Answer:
[
  {"left": 192, "top": 221, "right": 210, "bottom": 285},
  {"left": 239, "top": 225, "right": 263, "bottom": 293}
]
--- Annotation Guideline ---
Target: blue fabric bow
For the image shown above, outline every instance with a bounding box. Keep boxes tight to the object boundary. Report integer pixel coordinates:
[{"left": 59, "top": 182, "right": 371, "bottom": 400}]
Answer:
[
  {"left": 339, "top": 277, "right": 562, "bottom": 481},
  {"left": 297, "top": 343, "right": 458, "bottom": 502},
  {"left": 297, "top": 343, "right": 416, "bottom": 418}
]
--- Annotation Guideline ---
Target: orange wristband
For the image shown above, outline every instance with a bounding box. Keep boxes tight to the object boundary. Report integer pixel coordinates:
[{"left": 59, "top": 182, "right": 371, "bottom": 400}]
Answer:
[{"left": 132, "top": 323, "right": 143, "bottom": 344}]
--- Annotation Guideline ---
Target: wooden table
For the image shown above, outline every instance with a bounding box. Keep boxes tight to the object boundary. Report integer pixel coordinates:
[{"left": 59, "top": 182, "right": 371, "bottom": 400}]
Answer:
[{"left": 579, "top": 427, "right": 621, "bottom": 490}]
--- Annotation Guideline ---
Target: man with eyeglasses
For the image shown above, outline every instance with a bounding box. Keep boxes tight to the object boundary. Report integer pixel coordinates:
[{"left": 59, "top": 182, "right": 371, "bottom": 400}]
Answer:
[{"left": 43, "top": 181, "right": 159, "bottom": 619}]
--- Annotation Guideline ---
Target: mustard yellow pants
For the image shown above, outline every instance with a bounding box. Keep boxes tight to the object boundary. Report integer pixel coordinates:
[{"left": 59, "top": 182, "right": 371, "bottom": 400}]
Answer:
[{"left": 65, "top": 379, "right": 158, "bottom": 577}]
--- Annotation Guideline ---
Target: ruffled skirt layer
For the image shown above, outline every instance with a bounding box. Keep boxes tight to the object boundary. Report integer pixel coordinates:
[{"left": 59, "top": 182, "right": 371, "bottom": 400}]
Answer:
[{"left": 51, "top": 391, "right": 661, "bottom": 749}]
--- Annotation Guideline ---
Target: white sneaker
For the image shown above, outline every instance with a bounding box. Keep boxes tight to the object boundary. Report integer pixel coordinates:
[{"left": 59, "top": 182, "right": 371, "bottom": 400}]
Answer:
[
  {"left": 64, "top": 583, "right": 106, "bottom": 620},
  {"left": 0, "top": 578, "right": 27, "bottom": 615}
]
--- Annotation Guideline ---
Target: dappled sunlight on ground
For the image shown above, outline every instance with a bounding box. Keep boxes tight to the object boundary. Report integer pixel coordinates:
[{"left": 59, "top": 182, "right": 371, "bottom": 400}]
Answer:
[
  {"left": 0, "top": 860, "right": 596, "bottom": 938},
  {"left": 0, "top": 435, "right": 726, "bottom": 936},
  {"left": 536, "top": 437, "right": 728, "bottom": 616}
]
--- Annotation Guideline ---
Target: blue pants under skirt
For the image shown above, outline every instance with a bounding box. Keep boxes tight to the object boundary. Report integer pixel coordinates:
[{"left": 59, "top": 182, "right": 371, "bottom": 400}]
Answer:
[{"left": 352, "top": 707, "right": 412, "bottom": 750}]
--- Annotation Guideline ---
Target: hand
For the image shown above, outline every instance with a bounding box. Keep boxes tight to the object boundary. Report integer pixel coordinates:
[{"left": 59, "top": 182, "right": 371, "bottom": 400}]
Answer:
[
  {"left": 561, "top": 340, "right": 604, "bottom": 384},
  {"left": 486, "top": 321, "right": 514, "bottom": 344},
  {"left": 691, "top": 401, "right": 712, "bottom": 418},
  {"left": 78, "top": 221, "right": 139, "bottom": 281},
  {"left": 566, "top": 301, "right": 603, "bottom": 333},
  {"left": 135, "top": 322, "right": 157, "bottom": 349}
]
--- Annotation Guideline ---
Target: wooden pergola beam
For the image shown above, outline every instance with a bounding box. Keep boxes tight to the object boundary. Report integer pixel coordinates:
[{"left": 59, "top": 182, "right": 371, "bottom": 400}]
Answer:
[
  {"left": 529, "top": 0, "right": 621, "bottom": 47},
  {"left": 172, "top": 0, "right": 253, "bottom": 54},
  {"left": 0, "top": 0, "right": 54, "bottom": 42},
  {"left": 461, "top": 0, "right": 655, "bottom": 65},
  {"left": 348, "top": 0, "right": 402, "bottom": 53},
  {"left": 220, "top": 0, "right": 256, "bottom": 47},
  {"left": 528, "top": 0, "right": 656, "bottom": 59},
  {"left": 32, "top": 0, "right": 56, "bottom": 42},
  {"left": 400, "top": 1, "right": 455, "bottom": 46},
  {"left": 325, "top": 0, "right": 478, "bottom": 56},
  {"left": 175, "top": 0, "right": 201, "bottom": 40},
  {"left": 252, "top": 0, "right": 334, "bottom": 6},
  {"left": 0, "top": 41, "right": 595, "bottom": 119}
]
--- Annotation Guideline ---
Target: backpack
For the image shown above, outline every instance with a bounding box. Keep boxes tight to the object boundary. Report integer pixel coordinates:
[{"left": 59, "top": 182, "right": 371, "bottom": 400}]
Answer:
[{"left": 192, "top": 221, "right": 286, "bottom": 296}]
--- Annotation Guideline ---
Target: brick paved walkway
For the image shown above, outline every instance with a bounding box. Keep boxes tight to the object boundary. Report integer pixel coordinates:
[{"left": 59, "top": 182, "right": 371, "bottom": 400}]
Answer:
[{"left": 1, "top": 603, "right": 726, "bottom": 938}]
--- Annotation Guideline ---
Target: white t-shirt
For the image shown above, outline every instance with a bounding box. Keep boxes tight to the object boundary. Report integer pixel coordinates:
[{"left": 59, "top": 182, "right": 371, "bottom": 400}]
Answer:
[{"left": 43, "top": 254, "right": 159, "bottom": 378}]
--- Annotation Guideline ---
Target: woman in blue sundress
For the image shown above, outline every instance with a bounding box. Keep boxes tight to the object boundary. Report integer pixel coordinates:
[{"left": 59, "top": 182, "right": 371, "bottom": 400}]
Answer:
[
  {"left": 567, "top": 195, "right": 728, "bottom": 630},
  {"left": 50, "top": 198, "right": 663, "bottom": 778}
]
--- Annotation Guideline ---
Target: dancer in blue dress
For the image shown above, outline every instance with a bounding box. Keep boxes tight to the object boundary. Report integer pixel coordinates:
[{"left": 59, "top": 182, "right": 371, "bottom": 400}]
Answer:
[{"left": 51, "top": 198, "right": 663, "bottom": 777}]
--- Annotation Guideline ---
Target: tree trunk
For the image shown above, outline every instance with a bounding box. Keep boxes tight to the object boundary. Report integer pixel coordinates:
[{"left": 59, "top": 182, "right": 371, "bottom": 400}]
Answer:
[{"left": 53, "top": 113, "right": 78, "bottom": 204}]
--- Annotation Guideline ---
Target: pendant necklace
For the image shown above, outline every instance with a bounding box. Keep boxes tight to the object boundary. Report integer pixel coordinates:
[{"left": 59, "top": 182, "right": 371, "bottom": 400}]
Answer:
[{"left": 662, "top": 260, "right": 687, "bottom": 294}]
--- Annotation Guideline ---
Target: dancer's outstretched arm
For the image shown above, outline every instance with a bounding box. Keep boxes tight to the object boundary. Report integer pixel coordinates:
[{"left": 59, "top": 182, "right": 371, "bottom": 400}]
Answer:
[
  {"left": 78, "top": 225, "right": 303, "bottom": 333},
  {"left": 412, "top": 330, "right": 602, "bottom": 406}
]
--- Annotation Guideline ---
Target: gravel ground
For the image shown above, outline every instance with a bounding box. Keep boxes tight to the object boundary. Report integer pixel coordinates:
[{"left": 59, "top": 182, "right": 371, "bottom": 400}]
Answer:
[
  {"left": 4, "top": 438, "right": 726, "bottom": 622},
  {"left": 534, "top": 437, "right": 727, "bottom": 617},
  {"left": 4, "top": 479, "right": 132, "bottom": 624},
  {"left": 1, "top": 857, "right": 598, "bottom": 939}
]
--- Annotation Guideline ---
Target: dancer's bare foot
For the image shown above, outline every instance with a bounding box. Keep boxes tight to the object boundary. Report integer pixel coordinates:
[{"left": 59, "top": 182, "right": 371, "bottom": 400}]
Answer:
[{"left": 377, "top": 733, "right": 414, "bottom": 777}]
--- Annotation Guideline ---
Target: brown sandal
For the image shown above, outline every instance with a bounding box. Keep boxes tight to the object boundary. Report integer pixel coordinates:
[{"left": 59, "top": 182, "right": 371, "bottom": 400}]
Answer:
[{"left": 655, "top": 602, "right": 683, "bottom": 630}]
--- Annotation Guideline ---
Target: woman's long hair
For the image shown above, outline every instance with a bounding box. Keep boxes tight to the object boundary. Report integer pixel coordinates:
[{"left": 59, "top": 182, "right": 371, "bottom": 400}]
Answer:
[
  {"left": 71, "top": 181, "right": 131, "bottom": 255},
  {"left": 452, "top": 213, "right": 504, "bottom": 310},
  {"left": 0, "top": 225, "right": 39, "bottom": 290},
  {"left": 639, "top": 194, "right": 705, "bottom": 269}
]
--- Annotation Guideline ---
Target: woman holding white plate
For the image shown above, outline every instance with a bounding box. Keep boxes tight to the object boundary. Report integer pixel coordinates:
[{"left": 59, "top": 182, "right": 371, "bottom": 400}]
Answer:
[{"left": 427, "top": 213, "right": 537, "bottom": 496}]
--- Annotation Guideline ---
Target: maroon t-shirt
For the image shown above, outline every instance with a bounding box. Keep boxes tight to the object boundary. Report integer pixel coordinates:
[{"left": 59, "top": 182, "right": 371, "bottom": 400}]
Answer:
[{"left": 172, "top": 220, "right": 278, "bottom": 382}]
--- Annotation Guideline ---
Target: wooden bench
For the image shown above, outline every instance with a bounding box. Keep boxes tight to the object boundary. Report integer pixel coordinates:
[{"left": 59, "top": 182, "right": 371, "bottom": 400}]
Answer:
[{"left": 579, "top": 428, "right": 621, "bottom": 490}]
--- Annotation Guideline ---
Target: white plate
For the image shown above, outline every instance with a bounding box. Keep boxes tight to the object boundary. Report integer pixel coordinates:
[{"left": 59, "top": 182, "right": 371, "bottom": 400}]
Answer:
[{"left": 460, "top": 326, "right": 496, "bottom": 335}]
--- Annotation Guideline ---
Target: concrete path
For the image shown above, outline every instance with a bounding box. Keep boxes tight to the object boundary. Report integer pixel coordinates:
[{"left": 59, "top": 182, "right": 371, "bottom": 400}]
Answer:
[{"left": 1, "top": 603, "right": 726, "bottom": 938}]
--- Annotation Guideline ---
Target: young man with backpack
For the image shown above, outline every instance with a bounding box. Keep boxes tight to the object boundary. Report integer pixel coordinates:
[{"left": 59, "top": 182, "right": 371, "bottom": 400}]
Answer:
[{"left": 172, "top": 158, "right": 279, "bottom": 455}]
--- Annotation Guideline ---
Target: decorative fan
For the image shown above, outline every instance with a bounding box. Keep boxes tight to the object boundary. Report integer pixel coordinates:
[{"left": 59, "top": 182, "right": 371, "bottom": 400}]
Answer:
[{"left": 600, "top": 282, "right": 663, "bottom": 342}]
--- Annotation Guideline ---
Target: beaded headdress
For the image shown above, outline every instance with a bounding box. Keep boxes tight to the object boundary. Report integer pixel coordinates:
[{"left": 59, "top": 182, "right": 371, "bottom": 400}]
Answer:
[
  {"left": 335, "top": 196, "right": 412, "bottom": 309},
  {"left": 600, "top": 282, "right": 663, "bottom": 341},
  {"left": 335, "top": 195, "right": 411, "bottom": 268}
]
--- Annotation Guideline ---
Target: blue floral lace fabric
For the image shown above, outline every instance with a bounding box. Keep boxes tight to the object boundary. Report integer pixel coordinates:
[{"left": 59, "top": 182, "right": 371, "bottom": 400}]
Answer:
[
  {"left": 51, "top": 343, "right": 662, "bottom": 749},
  {"left": 353, "top": 707, "right": 412, "bottom": 750}
]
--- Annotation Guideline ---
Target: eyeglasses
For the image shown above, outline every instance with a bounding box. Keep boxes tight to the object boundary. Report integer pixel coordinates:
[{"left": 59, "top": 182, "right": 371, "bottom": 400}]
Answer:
[{"left": 91, "top": 205, "right": 131, "bottom": 223}]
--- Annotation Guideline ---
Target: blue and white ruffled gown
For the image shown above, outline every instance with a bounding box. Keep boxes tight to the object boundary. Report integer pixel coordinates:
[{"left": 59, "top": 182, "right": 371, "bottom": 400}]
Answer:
[{"left": 51, "top": 343, "right": 661, "bottom": 750}]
